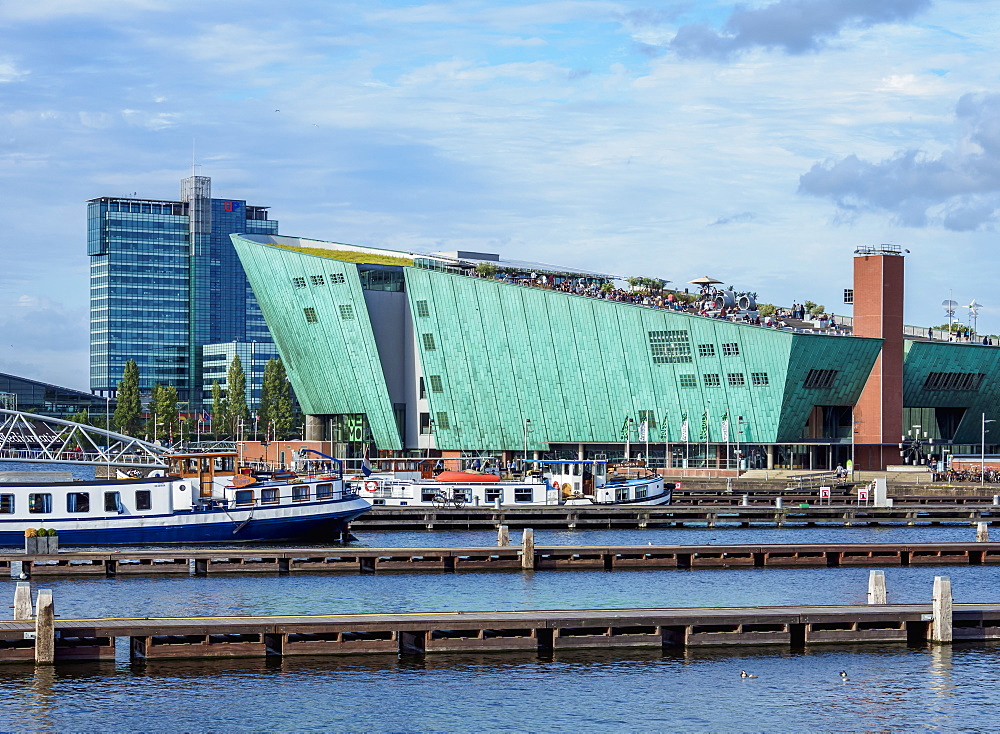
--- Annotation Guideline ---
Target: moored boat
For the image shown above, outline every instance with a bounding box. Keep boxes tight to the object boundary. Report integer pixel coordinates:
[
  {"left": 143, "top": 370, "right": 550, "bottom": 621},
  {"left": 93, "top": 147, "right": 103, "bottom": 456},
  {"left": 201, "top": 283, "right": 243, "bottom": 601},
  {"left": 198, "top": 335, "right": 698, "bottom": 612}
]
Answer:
[
  {"left": 351, "top": 459, "right": 672, "bottom": 507},
  {"left": 0, "top": 450, "right": 370, "bottom": 546}
]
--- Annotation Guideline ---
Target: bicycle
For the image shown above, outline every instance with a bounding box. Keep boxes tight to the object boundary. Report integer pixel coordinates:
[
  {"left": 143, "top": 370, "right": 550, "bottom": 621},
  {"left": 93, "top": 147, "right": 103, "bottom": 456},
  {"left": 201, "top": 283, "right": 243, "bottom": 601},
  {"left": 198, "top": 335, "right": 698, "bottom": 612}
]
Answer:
[{"left": 432, "top": 491, "right": 467, "bottom": 509}]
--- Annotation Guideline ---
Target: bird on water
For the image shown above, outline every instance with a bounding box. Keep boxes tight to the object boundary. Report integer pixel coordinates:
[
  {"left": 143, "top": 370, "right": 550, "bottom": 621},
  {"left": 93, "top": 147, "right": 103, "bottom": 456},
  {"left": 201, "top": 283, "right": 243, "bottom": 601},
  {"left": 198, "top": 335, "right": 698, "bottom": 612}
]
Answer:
[
  {"left": 740, "top": 670, "right": 757, "bottom": 678},
  {"left": 839, "top": 670, "right": 849, "bottom": 681}
]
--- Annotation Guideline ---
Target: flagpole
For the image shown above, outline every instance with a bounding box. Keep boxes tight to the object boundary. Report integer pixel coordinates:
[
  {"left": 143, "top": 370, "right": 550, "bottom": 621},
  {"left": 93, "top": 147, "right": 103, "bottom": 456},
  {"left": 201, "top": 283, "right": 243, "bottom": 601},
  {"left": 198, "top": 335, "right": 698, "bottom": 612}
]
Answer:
[
  {"left": 705, "top": 406, "right": 710, "bottom": 470},
  {"left": 625, "top": 417, "right": 631, "bottom": 461},
  {"left": 664, "top": 410, "right": 669, "bottom": 473}
]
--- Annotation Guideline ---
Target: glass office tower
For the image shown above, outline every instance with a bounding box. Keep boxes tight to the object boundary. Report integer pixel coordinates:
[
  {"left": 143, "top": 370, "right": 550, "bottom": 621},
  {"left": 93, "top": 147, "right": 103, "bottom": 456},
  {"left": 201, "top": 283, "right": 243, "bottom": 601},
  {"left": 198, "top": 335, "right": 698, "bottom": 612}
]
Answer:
[{"left": 89, "top": 176, "right": 279, "bottom": 409}]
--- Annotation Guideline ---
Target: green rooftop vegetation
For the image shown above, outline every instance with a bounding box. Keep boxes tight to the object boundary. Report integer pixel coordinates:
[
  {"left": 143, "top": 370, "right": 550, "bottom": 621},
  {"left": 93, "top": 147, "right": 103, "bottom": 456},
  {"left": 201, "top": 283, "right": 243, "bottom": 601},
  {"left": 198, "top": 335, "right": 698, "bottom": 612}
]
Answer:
[{"left": 275, "top": 243, "right": 414, "bottom": 267}]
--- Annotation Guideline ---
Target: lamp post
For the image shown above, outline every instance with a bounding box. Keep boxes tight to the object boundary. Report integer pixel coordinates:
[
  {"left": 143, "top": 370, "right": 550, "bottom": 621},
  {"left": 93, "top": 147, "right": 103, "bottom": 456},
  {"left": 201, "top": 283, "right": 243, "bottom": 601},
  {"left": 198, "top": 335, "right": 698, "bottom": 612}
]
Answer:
[
  {"left": 982, "top": 413, "right": 995, "bottom": 485},
  {"left": 523, "top": 419, "right": 532, "bottom": 464}
]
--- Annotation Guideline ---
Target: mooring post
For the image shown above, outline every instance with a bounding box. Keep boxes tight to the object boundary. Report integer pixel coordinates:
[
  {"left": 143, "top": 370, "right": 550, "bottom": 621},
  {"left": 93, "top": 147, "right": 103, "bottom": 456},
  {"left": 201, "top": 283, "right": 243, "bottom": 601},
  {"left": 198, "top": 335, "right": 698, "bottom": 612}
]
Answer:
[
  {"left": 867, "top": 570, "right": 886, "bottom": 604},
  {"left": 931, "top": 576, "right": 953, "bottom": 644},
  {"left": 35, "top": 589, "right": 54, "bottom": 665},
  {"left": 521, "top": 528, "right": 535, "bottom": 570},
  {"left": 993, "top": 494, "right": 1000, "bottom": 507},
  {"left": 741, "top": 494, "right": 749, "bottom": 507},
  {"left": 775, "top": 497, "right": 783, "bottom": 509},
  {"left": 977, "top": 522, "right": 990, "bottom": 543},
  {"left": 497, "top": 525, "right": 510, "bottom": 547},
  {"left": 14, "top": 581, "right": 32, "bottom": 620}
]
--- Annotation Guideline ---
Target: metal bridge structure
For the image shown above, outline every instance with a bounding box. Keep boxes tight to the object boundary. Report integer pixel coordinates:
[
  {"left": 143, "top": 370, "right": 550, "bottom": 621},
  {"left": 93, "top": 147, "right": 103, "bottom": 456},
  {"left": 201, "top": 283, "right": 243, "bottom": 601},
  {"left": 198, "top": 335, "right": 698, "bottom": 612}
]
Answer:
[{"left": 0, "top": 409, "right": 170, "bottom": 468}]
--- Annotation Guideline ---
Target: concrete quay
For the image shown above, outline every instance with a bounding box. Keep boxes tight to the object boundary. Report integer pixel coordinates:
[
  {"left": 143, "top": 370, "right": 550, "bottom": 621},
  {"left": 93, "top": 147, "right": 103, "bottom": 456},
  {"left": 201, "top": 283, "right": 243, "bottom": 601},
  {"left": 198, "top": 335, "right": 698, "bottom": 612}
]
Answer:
[
  {"left": 8, "top": 541, "right": 1000, "bottom": 577},
  {"left": 353, "top": 504, "right": 1000, "bottom": 530}
]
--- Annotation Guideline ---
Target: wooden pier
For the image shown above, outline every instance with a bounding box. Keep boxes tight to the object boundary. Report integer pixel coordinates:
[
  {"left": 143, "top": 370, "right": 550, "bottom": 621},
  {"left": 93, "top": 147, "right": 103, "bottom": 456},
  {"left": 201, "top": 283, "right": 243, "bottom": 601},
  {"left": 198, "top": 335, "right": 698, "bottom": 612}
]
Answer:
[
  {"left": 1, "top": 600, "right": 996, "bottom": 664},
  {"left": 352, "top": 504, "right": 1000, "bottom": 530},
  {"left": 7, "top": 542, "right": 1000, "bottom": 577}
]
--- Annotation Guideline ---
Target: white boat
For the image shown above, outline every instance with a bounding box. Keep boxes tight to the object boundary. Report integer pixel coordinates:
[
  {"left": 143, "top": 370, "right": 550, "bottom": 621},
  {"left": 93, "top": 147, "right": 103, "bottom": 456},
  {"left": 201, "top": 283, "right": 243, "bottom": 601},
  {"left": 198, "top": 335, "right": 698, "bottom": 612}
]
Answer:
[
  {"left": 351, "top": 459, "right": 672, "bottom": 508},
  {"left": 0, "top": 450, "right": 370, "bottom": 546}
]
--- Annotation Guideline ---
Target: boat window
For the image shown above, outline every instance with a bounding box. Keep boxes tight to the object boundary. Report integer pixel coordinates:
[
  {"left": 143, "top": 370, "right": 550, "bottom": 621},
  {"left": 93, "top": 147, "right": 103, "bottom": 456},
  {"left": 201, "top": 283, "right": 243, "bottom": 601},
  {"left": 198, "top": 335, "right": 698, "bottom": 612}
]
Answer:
[
  {"left": 292, "top": 485, "right": 310, "bottom": 502},
  {"left": 135, "top": 490, "right": 152, "bottom": 510},
  {"left": 104, "top": 492, "right": 124, "bottom": 513},
  {"left": 261, "top": 488, "right": 280, "bottom": 504},
  {"left": 235, "top": 490, "right": 255, "bottom": 506},
  {"left": 514, "top": 487, "right": 533, "bottom": 502},
  {"left": 484, "top": 486, "right": 502, "bottom": 502},
  {"left": 67, "top": 492, "right": 90, "bottom": 513},
  {"left": 454, "top": 488, "right": 471, "bottom": 503},
  {"left": 316, "top": 483, "right": 333, "bottom": 499},
  {"left": 615, "top": 487, "right": 629, "bottom": 502},
  {"left": 28, "top": 494, "right": 52, "bottom": 514},
  {"left": 421, "top": 488, "right": 438, "bottom": 502},
  {"left": 0, "top": 494, "right": 14, "bottom": 513},
  {"left": 635, "top": 486, "right": 648, "bottom": 499}
]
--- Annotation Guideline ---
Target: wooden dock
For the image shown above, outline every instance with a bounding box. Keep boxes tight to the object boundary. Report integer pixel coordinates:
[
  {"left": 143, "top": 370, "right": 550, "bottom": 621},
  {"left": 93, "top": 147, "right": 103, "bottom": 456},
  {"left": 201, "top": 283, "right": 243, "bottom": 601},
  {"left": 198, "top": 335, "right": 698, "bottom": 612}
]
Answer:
[
  {"left": 8, "top": 542, "right": 1000, "bottom": 577},
  {"left": 352, "top": 504, "right": 1000, "bottom": 530},
  {"left": 1, "top": 601, "right": 995, "bottom": 664}
]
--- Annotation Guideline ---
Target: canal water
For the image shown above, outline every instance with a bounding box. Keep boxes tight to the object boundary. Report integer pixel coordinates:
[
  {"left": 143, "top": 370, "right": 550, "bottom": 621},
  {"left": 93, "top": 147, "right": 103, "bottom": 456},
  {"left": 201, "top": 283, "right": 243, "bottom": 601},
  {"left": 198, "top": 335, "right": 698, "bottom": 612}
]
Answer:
[{"left": 2, "top": 461, "right": 999, "bottom": 731}]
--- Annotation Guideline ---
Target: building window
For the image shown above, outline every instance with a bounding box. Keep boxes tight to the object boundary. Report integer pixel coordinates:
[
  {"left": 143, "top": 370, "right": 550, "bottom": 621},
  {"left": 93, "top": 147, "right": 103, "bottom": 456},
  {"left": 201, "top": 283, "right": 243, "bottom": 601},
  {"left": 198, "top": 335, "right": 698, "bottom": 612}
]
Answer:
[
  {"left": 727, "top": 373, "right": 746, "bottom": 387},
  {"left": 648, "top": 330, "right": 692, "bottom": 364},
  {"left": 292, "top": 277, "right": 306, "bottom": 288},
  {"left": 722, "top": 343, "right": 740, "bottom": 357},
  {"left": 416, "top": 300, "right": 430, "bottom": 318},
  {"left": 435, "top": 412, "right": 450, "bottom": 429},
  {"left": 339, "top": 305, "right": 355, "bottom": 320},
  {"left": 923, "top": 372, "right": 986, "bottom": 391},
  {"left": 698, "top": 344, "right": 716, "bottom": 358},
  {"left": 28, "top": 494, "right": 52, "bottom": 514},
  {"left": 67, "top": 492, "right": 90, "bottom": 513},
  {"left": 704, "top": 374, "right": 721, "bottom": 388},
  {"left": 679, "top": 374, "right": 697, "bottom": 388},
  {"left": 751, "top": 372, "right": 770, "bottom": 386},
  {"left": 329, "top": 273, "right": 345, "bottom": 284},
  {"left": 422, "top": 333, "right": 436, "bottom": 351},
  {"left": 135, "top": 490, "right": 152, "bottom": 510},
  {"left": 304, "top": 307, "right": 318, "bottom": 323},
  {"left": 843, "top": 288, "right": 854, "bottom": 304},
  {"left": 804, "top": 369, "right": 839, "bottom": 389},
  {"left": 310, "top": 274, "right": 326, "bottom": 286},
  {"left": 429, "top": 375, "right": 444, "bottom": 393}
]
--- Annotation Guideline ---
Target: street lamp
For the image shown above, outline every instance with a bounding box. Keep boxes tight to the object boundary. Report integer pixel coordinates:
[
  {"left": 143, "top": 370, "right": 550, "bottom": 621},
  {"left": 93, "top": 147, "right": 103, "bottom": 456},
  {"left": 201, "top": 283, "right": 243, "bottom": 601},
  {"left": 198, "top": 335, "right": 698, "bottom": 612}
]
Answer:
[{"left": 982, "top": 413, "right": 995, "bottom": 485}]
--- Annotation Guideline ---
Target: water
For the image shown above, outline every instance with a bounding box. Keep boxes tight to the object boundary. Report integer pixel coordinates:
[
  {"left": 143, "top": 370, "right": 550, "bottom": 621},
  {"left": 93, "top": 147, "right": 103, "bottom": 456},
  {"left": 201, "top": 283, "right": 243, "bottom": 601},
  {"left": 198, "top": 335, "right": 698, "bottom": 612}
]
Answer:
[{"left": 4, "top": 459, "right": 1000, "bottom": 731}]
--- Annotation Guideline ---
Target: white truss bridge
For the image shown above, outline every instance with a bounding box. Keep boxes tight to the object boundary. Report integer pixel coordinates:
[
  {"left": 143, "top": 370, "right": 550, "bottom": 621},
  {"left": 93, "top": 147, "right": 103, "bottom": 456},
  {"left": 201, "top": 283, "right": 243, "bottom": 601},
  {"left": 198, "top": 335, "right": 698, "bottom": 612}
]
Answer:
[{"left": 0, "top": 409, "right": 171, "bottom": 468}]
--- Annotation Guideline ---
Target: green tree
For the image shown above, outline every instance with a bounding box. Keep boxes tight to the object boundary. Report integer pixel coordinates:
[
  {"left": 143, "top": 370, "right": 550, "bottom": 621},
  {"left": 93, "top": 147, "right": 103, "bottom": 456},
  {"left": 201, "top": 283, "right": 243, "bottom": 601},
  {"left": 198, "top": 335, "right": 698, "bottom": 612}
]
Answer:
[
  {"left": 66, "top": 408, "right": 90, "bottom": 425},
  {"left": 148, "top": 383, "right": 180, "bottom": 442},
  {"left": 757, "top": 303, "right": 776, "bottom": 316},
  {"left": 113, "top": 359, "right": 141, "bottom": 435},
  {"left": 261, "top": 358, "right": 294, "bottom": 440},
  {"left": 211, "top": 381, "right": 227, "bottom": 438},
  {"left": 225, "top": 355, "right": 250, "bottom": 437},
  {"left": 475, "top": 262, "right": 499, "bottom": 278}
]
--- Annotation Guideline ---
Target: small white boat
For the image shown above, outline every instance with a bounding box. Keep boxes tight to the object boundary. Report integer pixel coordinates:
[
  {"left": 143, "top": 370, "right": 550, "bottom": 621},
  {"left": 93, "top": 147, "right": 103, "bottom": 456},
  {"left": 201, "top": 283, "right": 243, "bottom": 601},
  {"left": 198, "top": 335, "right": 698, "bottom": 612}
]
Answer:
[
  {"left": 351, "top": 459, "right": 672, "bottom": 508},
  {"left": 0, "top": 450, "right": 370, "bottom": 546}
]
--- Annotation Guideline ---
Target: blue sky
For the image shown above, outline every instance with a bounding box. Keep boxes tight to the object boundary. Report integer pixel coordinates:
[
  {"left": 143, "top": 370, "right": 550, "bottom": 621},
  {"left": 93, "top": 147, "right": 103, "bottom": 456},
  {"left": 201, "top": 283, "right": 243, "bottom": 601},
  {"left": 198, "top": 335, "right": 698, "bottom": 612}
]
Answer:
[{"left": 1, "top": 0, "right": 997, "bottom": 389}]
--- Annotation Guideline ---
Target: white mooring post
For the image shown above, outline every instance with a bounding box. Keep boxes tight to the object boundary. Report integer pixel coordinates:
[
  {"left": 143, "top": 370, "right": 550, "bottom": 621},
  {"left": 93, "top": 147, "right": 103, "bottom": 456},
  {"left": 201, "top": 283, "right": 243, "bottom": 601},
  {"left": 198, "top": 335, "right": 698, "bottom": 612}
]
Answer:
[
  {"left": 35, "top": 589, "right": 55, "bottom": 665},
  {"left": 931, "top": 576, "right": 953, "bottom": 644},
  {"left": 977, "top": 522, "right": 990, "bottom": 543},
  {"left": 741, "top": 494, "right": 749, "bottom": 507},
  {"left": 521, "top": 528, "right": 535, "bottom": 570},
  {"left": 868, "top": 570, "right": 887, "bottom": 605},
  {"left": 497, "top": 525, "right": 510, "bottom": 547},
  {"left": 13, "top": 581, "right": 32, "bottom": 620}
]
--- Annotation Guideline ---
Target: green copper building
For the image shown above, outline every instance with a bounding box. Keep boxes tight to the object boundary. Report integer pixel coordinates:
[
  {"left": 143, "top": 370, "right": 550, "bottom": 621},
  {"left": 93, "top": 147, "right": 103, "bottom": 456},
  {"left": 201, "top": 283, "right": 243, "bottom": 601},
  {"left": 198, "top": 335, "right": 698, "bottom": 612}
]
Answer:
[{"left": 232, "top": 234, "right": 984, "bottom": 471}]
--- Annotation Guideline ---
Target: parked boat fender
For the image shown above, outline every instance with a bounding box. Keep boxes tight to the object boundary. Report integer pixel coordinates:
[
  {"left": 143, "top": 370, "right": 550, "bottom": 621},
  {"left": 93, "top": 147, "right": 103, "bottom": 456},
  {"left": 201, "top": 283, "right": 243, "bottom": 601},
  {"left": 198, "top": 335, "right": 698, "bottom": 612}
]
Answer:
[{"left": 363, "top": 479, "right": 379, "bottom": 493}]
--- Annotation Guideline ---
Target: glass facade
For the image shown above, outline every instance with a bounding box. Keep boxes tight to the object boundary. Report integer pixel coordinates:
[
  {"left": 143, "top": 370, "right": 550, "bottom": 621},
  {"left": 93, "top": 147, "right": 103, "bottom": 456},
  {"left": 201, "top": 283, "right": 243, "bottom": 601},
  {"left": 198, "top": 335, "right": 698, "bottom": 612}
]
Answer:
[
  {"left": 0, "top": 373, "right": 115, "bottom": 420},
  {"left": 89, "top": 177, "right": 279, "bottom": 409},
  {"left": 201, "top": 341, "right": 281, "bottom": 411}
]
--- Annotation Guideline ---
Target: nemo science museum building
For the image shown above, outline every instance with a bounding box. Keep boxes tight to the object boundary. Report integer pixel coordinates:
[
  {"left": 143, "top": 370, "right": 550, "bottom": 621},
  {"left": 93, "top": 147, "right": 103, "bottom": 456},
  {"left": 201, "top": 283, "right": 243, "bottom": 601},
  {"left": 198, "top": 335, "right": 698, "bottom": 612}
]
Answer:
[{"left": 232, "top": 235, "right": 1000, "bottom": 472}]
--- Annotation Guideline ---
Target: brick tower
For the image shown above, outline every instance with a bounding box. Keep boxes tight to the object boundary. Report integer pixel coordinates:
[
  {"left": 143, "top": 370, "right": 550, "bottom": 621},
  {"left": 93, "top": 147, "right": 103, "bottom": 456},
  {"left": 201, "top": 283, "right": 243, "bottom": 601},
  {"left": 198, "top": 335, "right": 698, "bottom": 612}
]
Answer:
[{"left": 852, "top": 245, "right": 905, "bottom": 470}]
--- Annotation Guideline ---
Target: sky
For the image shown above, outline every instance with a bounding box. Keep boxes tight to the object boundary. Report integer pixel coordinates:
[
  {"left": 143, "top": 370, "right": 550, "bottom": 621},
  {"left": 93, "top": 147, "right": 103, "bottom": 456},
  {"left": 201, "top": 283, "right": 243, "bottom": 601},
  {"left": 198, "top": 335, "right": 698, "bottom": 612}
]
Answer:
[{"left": 1, "top": 0, "right": 999, "bottom": 391}]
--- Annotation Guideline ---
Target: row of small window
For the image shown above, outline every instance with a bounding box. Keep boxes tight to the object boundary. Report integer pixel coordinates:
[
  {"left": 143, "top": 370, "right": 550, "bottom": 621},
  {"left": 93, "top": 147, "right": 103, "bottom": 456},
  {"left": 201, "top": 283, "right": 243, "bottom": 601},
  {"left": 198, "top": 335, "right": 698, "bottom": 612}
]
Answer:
[
  {"left": 234, "top": 484, "right": 335, "bottom": 506},
  {"left": 679, "top": 373, "right": 770, "bottom": 388},
  {"left": 419, "top": 487, "right": 533, "bottom": 503},
  {"left": 648, "top": 331, "right": 742, "bottom": 363},
  {"left": 0, "top": 491, "right": 149, "bottom": 514},
  {"left": 292, "top": 274, "right": 347, "bottom": 288},
  {"left": 697, "top": 343, "right": 740, "bottom": 357},
  {"left": 922, "top": 372, "right": 985, "bottom": 392},
  {"left": 303, "top": 305, "right": 355, "bottom": 323}
]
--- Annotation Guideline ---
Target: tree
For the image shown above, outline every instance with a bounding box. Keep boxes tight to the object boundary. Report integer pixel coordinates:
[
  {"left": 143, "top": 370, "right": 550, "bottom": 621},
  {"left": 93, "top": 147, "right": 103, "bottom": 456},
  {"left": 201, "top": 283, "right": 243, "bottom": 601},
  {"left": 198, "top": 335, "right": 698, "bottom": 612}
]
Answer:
[
  {"left": 757, "top": 303, "right": 776, "bottom": 316},
  {"left": 211, "top": 381, "right": 227, "bottom": 438},
  {"left": 113, "top": 359, "right": 141, "bottom": 435},
  {"left": 475, "top": 262, "right": 499, "bottom": 278},
  {"left": 148, "top": 383, "right": 179, "bottom": 443},
  {"left": 225, "top": 355, "right": 250, "bottom": 437},
  {"left": 66, "top": 408, "right": 90, "bottom": 425},
  {"left": 261, "top": 358, "right": 294, "bottom": 440}
]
